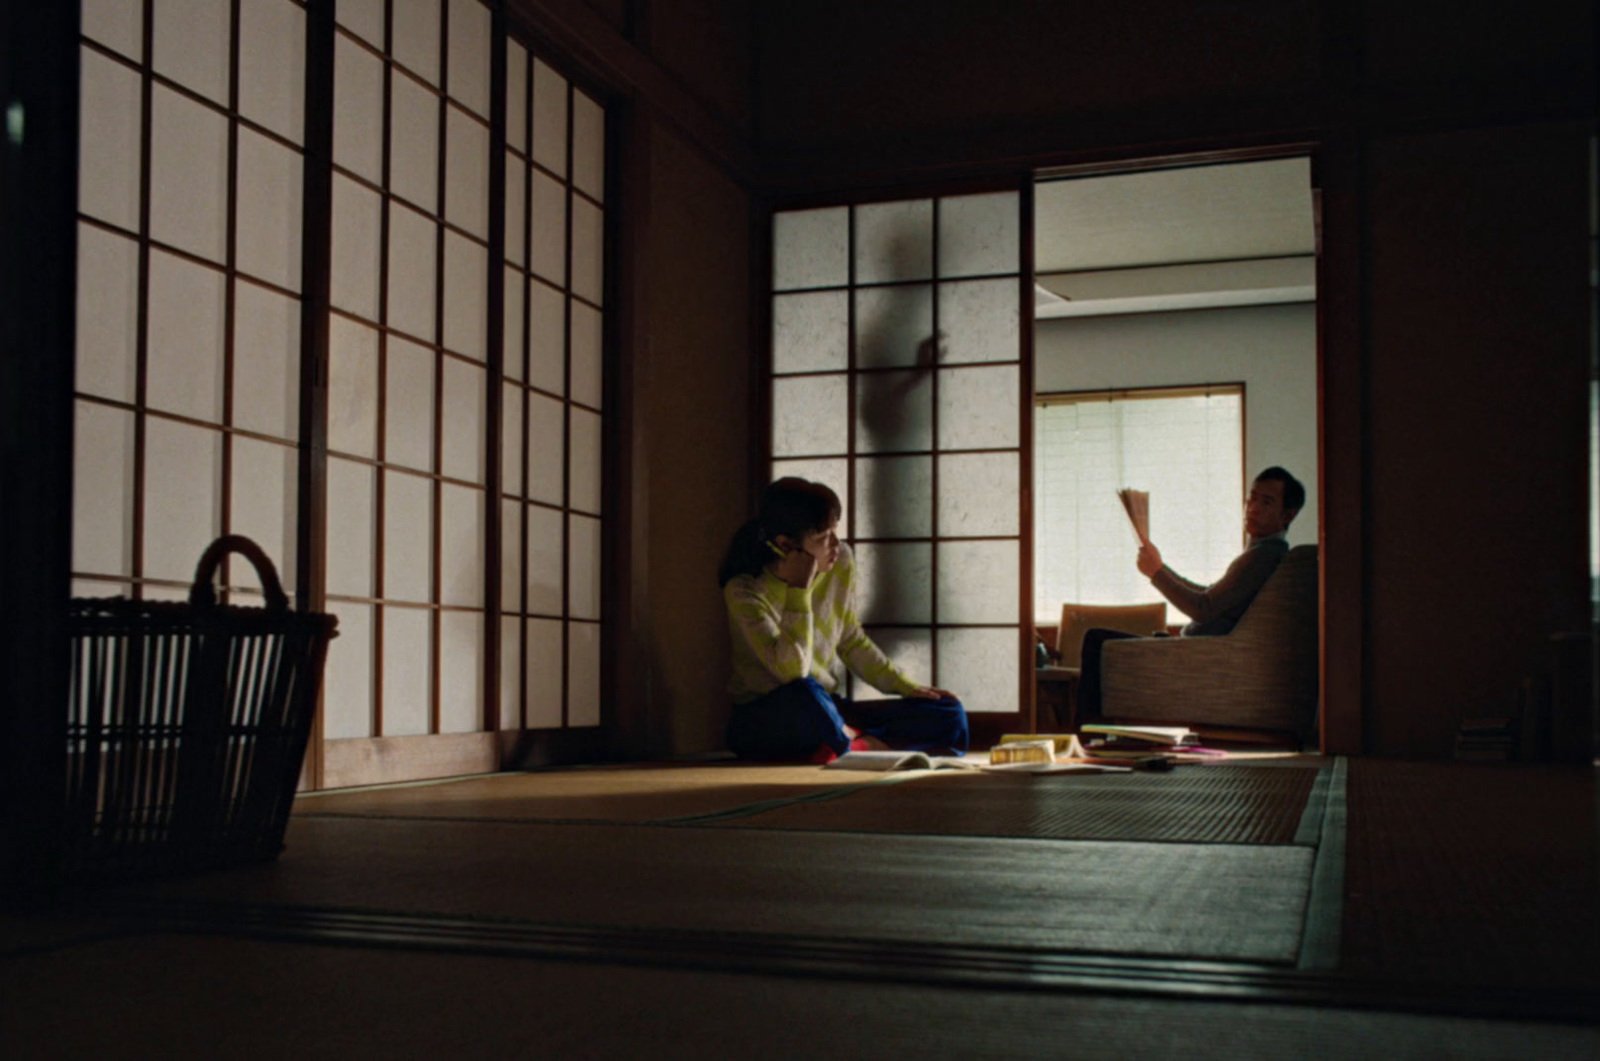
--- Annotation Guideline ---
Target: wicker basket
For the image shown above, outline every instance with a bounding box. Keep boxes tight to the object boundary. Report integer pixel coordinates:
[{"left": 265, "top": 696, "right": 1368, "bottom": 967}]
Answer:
[{"left": 63, "top": 536, "right": 337, "bottom": 881}]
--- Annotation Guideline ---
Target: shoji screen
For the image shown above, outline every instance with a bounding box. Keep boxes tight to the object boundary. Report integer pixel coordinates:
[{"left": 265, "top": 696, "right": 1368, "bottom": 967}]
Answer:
[
  {"left": 71, "top": 0, "right": 608, "bottom": 781},
  {"left": 769, "top": 192, "right": 1030, "bottom": 721},
  {"left": 74, "top": 0, "right": 307, "bottom": 605},
  {"left": 497, "top": 43, "right": 606, "bottom": 731},
  {"left": 320, "top": 0, "right": 493, "bottom": 740}
]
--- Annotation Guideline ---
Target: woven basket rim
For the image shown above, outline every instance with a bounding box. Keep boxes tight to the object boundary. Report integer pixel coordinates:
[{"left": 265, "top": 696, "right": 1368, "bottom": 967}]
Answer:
[{"left": 69, "top": 595, "right": 339, "bottom": 636}]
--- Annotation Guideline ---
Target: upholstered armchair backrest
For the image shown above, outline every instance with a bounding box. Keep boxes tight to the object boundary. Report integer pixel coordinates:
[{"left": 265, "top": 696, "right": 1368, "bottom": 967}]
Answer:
[{"left": 1231, "top": 544, "right": 1319, "bottom": 648}]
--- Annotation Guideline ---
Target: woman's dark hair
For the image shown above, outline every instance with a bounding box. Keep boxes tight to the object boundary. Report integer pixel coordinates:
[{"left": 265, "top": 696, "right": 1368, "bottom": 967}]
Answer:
[{"left": 717, "top": 477, "right": 842, "bottom": 587}]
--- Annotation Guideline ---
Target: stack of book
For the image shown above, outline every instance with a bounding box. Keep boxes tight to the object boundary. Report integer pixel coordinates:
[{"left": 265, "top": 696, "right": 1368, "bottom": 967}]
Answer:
[
  {"left": 1454, "top": 716, "right": 1517, "bottom": 762},
  {"left": 1078, "top": 723, "right": 1229, "bottom": 764}
]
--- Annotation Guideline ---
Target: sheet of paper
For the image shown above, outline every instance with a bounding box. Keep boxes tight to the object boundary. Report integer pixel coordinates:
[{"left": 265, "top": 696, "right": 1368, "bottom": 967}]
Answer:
[{"left": 981, "top": 760, "right": 1132, "bottom": 774}]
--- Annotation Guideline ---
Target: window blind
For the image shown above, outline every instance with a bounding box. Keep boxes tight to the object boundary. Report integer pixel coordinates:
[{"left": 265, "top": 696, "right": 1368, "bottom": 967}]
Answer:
[{"left": 1033, "top": 388, "right": 1243, "bottom": 621}]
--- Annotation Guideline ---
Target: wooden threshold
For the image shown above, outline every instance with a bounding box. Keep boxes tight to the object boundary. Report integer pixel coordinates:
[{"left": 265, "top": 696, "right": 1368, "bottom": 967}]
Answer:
[{"left": 322, "top": 733, "right": 501, "bottom": 790}]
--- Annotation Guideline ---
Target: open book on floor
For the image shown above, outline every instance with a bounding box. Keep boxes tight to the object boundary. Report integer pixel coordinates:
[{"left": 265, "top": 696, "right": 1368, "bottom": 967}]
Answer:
[
  {"left": 823, "top": 749, "right": 1132, "bottom": 774},
  {"left": 823, "top": 750, "right": 976, "bottom": 771}
]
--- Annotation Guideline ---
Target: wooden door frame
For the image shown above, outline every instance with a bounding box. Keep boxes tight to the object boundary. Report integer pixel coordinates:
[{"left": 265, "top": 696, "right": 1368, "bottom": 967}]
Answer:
[
  {"left": 1, "top": 0, "right": 80, "bottom": 901},
  {"left": 1029, "top": 141, "right": 1357, "bottom": 753},
  {"left": 1032, "top": 142, "right": 1355, "bottom": 753}
]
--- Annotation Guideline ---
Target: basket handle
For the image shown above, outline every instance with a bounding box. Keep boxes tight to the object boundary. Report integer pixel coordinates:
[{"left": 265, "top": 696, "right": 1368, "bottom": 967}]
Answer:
[{"left": 189, "top": 535, "right": 290, "bottom": 612}]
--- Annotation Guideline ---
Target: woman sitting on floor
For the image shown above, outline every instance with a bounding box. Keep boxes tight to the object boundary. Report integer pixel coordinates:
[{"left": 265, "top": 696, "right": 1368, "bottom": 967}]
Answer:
[{"left": 718, "top": 476, "right": 969, "bottom": 762}]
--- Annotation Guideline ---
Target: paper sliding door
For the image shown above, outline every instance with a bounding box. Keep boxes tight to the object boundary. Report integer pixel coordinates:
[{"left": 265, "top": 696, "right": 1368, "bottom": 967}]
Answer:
[
  {"left": 74, "top": 0, "right": 307, "bottom": 613},
  {"left": 768, "top": 187, "right": 1034, "bottom": 738},
  {"left": 71, "top": 0, "right": 610, "bottom": 789}
]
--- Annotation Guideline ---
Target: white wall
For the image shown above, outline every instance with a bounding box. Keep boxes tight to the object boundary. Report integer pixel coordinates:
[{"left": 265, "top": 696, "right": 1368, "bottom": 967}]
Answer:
[{"left": 1033, "top": 302, "right": 1318, "bottom": 547}]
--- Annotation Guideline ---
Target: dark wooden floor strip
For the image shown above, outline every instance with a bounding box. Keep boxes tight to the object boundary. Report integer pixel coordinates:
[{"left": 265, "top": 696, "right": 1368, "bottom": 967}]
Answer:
[{"left": 1340, "top": 760, "right": 1598, "bottom": 991}]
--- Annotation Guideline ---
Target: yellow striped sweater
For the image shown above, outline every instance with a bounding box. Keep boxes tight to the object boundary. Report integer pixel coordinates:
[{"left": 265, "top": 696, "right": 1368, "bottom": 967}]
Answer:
[{"left": 724, "top": 542, "right": 919, "bottom": 704}]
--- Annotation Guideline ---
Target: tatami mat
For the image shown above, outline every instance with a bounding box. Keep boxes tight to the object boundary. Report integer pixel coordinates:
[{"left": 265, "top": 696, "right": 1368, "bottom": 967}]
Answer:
[
  {"left": 124, "top": 815, "right": 1317, "bottom": 963},
  {"left": 7, "top": 932, "right": 1596, "bottom": 1061},
  {"left": 293, "top": 761, "right": 1329, "bottom": 849},
  {"left": 293, "top": 762, "right": 875, "bottom": 823},
  {"left": 11, "top": 757, "right": 1597, "bottom": 1053},
  {"left": 709, "top": 763, "right": 1327, "bottom": 844}
]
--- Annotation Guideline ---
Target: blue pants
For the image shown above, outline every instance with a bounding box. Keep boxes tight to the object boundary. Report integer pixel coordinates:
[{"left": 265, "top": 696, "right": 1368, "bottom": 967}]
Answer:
[{"left": 726, "top": 678, "right": 969, "bottom": 760}]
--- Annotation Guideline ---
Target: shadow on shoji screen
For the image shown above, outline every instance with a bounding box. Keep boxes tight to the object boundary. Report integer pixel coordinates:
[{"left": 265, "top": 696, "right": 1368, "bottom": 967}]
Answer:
[
  {"left": 771, "top": 191, "right": 1025, "bottom": 716},
  {"left": 855, "top": 212, "right": 939, "bottom": 628}
]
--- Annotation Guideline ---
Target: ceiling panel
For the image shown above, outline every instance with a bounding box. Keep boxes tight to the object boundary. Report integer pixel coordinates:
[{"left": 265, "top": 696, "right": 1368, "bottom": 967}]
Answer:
[{"left": 1035, "top": 157, "right": 1315, "bottom": 274}]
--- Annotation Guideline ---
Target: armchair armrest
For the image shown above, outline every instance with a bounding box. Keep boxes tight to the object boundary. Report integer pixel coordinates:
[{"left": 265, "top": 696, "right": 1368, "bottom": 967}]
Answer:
[{"left": 1101, "top": 633, "right": 1315, "bottom": 734}]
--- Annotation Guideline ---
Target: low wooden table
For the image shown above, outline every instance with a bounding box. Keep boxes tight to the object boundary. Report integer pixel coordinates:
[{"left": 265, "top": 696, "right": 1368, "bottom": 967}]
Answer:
[{"left": 1036, "top": 665, "right": 1081, "bottom": 730}]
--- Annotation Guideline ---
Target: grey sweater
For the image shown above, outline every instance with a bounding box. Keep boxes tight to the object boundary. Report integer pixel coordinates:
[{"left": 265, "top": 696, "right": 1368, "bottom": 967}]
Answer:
[{"left": 1150, "top": 534, "right": 1289, "bottom": 637}]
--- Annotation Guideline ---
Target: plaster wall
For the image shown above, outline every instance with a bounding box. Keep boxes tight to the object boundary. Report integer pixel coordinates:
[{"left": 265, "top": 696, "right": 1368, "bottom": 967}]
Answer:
[{"left": 1034, "top": 303, "right": 1319, "bottom": 549}]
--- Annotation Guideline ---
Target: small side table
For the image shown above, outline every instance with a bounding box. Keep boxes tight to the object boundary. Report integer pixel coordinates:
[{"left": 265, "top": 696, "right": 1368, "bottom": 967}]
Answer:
[{"left": 1036, "top": 665, "right": 1081, "bottom": 731}]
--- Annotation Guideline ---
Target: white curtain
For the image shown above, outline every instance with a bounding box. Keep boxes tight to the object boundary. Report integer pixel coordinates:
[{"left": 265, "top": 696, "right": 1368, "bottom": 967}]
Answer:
[{"left": 1034, "top": 389, "right": 1243, "bottom": 621}]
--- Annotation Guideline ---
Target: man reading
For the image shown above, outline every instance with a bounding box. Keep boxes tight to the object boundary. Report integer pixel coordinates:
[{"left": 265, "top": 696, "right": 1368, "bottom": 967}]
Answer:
[{"left": 1077, "top": 466, "right": 1306, "bottom": 719}]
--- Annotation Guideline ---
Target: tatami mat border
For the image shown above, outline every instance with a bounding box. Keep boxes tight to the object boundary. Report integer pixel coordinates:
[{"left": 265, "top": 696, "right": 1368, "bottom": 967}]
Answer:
[
  {"left": 1292, "top": 762, "right": 1334, "bottom": 846},
  {"left": 1298, "top": 756, "right": 1349, "bottom": 969}
]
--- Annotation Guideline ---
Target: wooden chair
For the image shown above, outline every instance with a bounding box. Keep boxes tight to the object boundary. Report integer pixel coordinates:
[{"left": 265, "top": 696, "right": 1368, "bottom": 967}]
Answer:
[
  {"left": 1055, "top": 601, "right": 1170, "bottom": 667},
  {"left": 1036, "top": 601, "right": 1168, "bottom": 730}
]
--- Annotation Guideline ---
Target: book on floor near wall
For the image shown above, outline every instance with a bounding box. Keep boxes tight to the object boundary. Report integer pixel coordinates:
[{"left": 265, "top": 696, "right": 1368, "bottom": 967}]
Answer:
[{"left": 1116, "top": 487, "right": 1151, "bottom": 544}]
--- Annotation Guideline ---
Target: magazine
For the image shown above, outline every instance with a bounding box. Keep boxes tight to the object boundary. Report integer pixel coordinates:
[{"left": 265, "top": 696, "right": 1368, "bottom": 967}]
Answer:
[{"left": 1116, "top": 487, "right": 1151, "bottom": 544}]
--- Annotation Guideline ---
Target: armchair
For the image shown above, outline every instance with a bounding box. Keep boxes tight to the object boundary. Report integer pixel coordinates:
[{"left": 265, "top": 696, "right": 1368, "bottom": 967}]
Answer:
[{"left": 1100, "top": 545, "right": 1319, "bottom": 741}]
